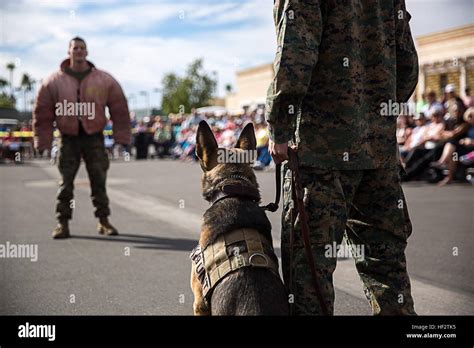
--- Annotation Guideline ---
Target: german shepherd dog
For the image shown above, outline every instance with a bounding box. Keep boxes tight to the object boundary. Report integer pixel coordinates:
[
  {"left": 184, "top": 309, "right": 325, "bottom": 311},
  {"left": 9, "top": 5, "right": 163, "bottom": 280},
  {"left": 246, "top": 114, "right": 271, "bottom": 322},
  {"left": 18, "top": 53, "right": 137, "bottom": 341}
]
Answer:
[{"left": 190, "top": 120, "right": 288, "bottom": 315}]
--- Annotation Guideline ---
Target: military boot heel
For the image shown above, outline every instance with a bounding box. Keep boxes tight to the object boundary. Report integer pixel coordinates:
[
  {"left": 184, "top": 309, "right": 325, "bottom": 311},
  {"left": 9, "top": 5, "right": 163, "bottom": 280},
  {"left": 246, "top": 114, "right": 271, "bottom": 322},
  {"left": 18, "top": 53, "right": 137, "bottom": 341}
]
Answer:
[
  {"left": 97, "top": 217, "right": 119, "bottom": 236},
  {"left": 52, "top": 220, "right": 70, "bottom": 239}
]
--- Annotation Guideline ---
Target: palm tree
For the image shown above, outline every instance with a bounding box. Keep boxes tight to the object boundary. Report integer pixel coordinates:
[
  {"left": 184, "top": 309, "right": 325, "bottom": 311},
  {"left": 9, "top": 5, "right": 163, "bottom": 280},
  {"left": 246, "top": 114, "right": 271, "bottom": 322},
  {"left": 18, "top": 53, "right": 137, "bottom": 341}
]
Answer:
[
  {"left": 6, "top": 62, "right": 16, "bottom": 96},
  {"left": 0, "top": 77, "right": 14, "bottom": 108},
  {"left": 20, "top": 73, "right": 34, "bottom": 112}
]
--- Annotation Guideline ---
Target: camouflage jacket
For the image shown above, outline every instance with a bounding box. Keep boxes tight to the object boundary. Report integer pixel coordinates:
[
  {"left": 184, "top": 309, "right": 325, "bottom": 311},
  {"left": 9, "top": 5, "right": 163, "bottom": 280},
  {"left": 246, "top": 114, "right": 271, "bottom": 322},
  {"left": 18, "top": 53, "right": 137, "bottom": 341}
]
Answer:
[{"left": 265, "top": 0, "right": 419, "bottom": 169}]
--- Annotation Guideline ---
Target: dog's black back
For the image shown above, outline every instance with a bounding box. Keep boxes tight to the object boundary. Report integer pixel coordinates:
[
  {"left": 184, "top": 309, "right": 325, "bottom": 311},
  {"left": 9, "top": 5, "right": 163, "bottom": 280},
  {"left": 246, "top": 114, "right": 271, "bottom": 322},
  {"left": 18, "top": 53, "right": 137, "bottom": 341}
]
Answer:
[{"left": 204, "top": 197, "right": 288, "bottom": 315}]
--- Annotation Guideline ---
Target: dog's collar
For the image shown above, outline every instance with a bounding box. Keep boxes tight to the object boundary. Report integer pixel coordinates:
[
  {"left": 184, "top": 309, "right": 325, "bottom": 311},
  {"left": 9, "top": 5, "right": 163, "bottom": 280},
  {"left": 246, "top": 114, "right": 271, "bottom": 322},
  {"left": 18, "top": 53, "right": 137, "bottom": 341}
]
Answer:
[
  {"left": 210, "top": 183, "right": 260, "bottom": 207},
  {"left": 208, "top": 174, "right": 260, "bottom": 207},
  {"left": 213, "top": 174, "right": 254, "bottom": 187}
]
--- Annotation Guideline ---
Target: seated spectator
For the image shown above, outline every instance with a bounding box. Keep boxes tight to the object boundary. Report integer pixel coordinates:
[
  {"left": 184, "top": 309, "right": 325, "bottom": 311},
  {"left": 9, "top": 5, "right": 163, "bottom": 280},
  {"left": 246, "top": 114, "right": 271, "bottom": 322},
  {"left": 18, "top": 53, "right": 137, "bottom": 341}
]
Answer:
[
  {"left": 438, "top": 102, "right": 470, "bottom": 142},
  {"left": 220, "top": 122, "right": 236, "bottom": 148},
  {"left": 253, "top": 119, "right": 272, "bottom": 170},
  {"left": 397, "top": 114, "right": 412, "bottom": 146},
  {"left": 180, "top": 125, "right": 198, "bottom": 161},
  {"left": 134, "top": 120, "right": 149, "bottom": 160},
  {"left": 181, "top": 109, "right": 203, "bottom": 129},
  {"left": 463, "top": 87, "right": 474, "bottom": 108},
  {"left": 414, "top": 105, "right": 445, "bottom": 149},
  {"left": 432, "top": 107, "right": 474, "bottom": 185},
  {"left": 416, "top": 92, "right": 427, "bottom": 115},
  {"left": 403, "top": 105, "right": 446, "bottom": 180},
  {"left": 153, "top": 118, "right": 172, "bottom": 158},
  {"left": 420, "top": 90, "right": 443, "bottom": 117},
  {"left": 444, "top": 84, "right": 466, "bottom": 129},
  {"left": 399, "top": 113, "right": 426, "bottom": 158},
  {"left": 104, "top": 120, "right": 114, "bottom": 158}
]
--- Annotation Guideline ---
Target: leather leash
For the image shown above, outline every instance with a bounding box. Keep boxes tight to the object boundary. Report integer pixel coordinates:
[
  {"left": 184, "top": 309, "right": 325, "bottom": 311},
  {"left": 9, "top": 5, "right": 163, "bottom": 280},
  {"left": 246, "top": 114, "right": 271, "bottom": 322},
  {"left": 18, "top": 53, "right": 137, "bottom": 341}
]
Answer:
[
  {"left": 287, "top": 148, "right": 329, "bottom": 315},
  {"left": 261, "top": 163, "right": 281, "bottom": 212}
]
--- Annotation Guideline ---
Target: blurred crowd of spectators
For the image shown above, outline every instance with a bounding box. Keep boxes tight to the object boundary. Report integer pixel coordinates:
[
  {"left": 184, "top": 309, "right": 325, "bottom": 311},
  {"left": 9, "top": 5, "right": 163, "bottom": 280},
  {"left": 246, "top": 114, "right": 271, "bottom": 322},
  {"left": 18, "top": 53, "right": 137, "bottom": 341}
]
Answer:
[
  {"left": 0, "top": 119, "right": 34, "bottom": 162},
  {"left": 126, "top": 84, "right": 474, "bottom": 184},
  {"left": 2, "top": 85, "right": 474, "bottom": 184},
  {"left": 126, "top": 107, "right": 272, "bottom": 170},
  {"left": 397, "top": 85, "right": 474, "bottom": 185},
  {"left": 0, "top": 107, "right": 273, "bottom": 169}
]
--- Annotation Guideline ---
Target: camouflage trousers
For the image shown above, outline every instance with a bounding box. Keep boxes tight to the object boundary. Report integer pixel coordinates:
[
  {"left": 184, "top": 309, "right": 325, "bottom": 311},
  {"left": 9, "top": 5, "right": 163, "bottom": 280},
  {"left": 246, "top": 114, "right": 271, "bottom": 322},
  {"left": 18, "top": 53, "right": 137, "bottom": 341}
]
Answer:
[
  {"left": 281, "top": 164, "right": 416, "bottom": 315},
  {"left": 56, "top": 132, "right": 110, "bottom": 221}
]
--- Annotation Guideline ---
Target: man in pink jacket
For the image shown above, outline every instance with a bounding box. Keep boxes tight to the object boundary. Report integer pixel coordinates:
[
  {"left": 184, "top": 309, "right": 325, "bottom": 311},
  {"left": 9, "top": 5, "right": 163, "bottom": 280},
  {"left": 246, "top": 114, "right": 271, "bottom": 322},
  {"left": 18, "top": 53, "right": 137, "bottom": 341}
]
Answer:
[{"left": 33, "top": 37, "right": 131, "bottom": 239}]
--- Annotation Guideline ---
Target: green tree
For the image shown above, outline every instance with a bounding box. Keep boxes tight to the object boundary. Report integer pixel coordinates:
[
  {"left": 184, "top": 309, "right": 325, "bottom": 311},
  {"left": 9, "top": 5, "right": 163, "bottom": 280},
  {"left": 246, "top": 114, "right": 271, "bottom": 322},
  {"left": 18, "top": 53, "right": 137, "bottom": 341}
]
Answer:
[
  {"left": 161, "top": 59, "right": 217, "bottom": 115},
  {"left": 0, "top": 78, "right": 8, "bottom": 91},
  {"left": 0, "top": 76, "right": 15, "bottom": 108},
  {"left": 0, "top": 93, "right": 15, "bottom": 108}
]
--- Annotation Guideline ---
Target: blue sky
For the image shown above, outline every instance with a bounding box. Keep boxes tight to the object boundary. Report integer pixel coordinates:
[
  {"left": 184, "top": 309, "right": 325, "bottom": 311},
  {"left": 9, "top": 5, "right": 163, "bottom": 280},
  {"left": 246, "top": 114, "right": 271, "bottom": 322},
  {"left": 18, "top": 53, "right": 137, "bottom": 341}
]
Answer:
[{"left": 1, "top": 0, "right": 473, "bottom": 111}]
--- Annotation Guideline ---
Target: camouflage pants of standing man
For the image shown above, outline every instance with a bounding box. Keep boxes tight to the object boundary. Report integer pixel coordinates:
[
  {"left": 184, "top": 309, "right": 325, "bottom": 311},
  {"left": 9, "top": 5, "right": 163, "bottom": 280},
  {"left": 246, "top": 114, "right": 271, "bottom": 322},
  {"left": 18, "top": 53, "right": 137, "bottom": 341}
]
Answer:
[
  {"left": 56, "top": 132, "right": 110, "bottom": 221},
  {"left": 281, "top": 164, "right": 416, "bottom": 315}
]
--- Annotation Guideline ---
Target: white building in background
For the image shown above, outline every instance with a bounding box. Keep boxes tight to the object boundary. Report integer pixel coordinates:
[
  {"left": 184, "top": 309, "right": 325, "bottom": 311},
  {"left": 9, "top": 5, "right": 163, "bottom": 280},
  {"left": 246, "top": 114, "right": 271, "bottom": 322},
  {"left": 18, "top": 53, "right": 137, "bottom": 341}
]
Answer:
[
  {"left": 416, "top": 24, "right": 474, "bottom": 100},
  {"left": 225, "top": 63, "right": 273, "bottom": 111}
]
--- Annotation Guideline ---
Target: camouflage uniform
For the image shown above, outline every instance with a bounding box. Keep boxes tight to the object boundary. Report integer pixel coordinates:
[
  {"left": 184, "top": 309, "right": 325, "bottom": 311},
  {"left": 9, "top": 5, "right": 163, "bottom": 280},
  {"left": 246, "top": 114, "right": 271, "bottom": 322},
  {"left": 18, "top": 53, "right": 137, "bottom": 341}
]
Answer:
[
  {"left": 281, "top": 165, "right": 415, "bottom": 315},
  {"left": 56, "top": 131, "right": 110, "bottom": 220},
  {"left": 265, "top": 0, "right": 419, "bottom": 315}
]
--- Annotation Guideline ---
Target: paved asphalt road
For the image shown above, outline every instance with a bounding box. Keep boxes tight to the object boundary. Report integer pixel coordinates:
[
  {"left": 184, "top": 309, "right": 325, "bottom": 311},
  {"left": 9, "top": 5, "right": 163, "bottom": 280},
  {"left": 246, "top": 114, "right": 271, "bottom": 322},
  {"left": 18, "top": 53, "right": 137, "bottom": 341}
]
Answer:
[{"left": 1, "top": 159, "right": 473, "bottom": 315}]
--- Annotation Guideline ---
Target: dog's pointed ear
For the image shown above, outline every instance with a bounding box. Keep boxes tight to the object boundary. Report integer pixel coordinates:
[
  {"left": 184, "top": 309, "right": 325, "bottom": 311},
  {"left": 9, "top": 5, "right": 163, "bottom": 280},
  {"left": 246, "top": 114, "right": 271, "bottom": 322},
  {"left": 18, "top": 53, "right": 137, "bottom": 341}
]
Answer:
[
  {"left": 236, "top": 122, "right": 256, "bottom": 151},
  {"left": 196, "top": 120, "right": 218, "bottom": 171}
]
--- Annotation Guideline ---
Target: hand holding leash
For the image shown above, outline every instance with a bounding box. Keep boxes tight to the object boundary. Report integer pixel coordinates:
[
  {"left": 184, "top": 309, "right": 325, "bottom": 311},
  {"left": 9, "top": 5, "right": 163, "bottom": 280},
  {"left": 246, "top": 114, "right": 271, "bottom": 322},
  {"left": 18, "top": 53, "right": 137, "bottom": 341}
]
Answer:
[{"left": 268, "top": 139, "right": 288, "bottom": 164}]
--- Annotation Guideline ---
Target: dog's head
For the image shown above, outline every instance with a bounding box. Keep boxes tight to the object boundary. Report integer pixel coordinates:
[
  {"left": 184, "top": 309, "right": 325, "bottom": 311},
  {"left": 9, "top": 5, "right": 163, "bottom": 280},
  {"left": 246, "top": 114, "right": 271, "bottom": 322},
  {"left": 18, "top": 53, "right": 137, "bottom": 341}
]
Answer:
[{"left": 196, "top": 120, "right": 259, "bottom": 202}]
